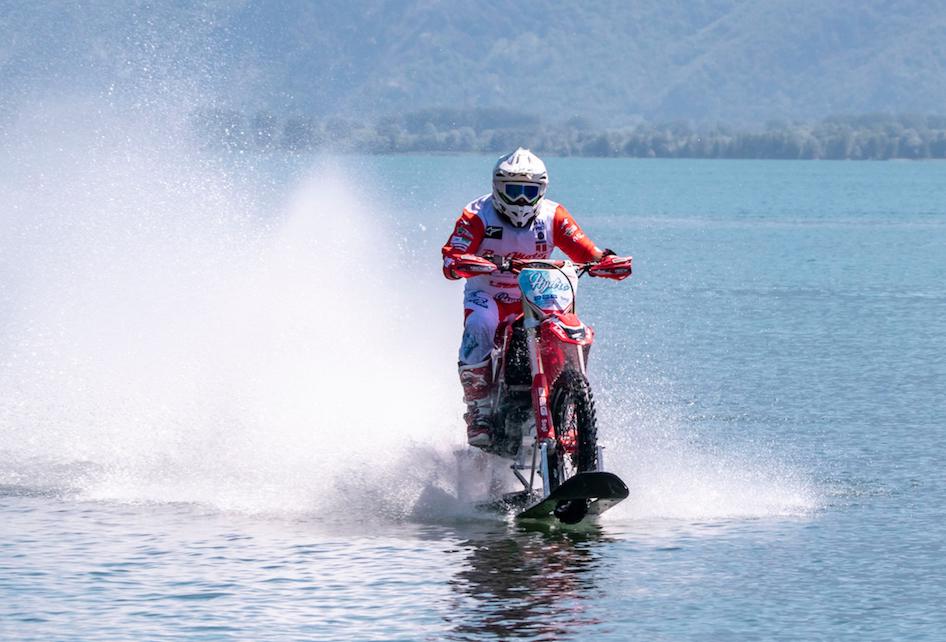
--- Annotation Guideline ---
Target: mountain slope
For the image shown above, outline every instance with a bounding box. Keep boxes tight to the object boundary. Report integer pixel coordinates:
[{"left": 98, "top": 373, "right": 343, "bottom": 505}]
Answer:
[{"left": 3, "top": 0, "right": 945, "bottom": 125}]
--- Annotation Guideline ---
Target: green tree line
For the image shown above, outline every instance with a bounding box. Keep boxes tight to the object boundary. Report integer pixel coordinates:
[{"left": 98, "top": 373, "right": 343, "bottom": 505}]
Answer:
[{"left": 191, "top": 109, "right": 946, "bottom": 160}]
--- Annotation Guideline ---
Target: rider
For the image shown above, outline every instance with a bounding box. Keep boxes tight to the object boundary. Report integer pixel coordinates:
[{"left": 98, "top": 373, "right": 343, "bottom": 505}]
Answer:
[{"left": 441, "top": 147, "right": 631, "bottom": 447}]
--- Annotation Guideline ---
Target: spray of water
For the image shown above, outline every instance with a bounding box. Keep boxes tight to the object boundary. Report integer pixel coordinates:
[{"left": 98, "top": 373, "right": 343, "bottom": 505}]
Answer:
[
  {"left": 592, "top": 370, "right": 818, "bottom": 520},
  {"left": 0, "top": 98, "right": 817, "bottom": 524},
  {"left": 0, "top": 95, "right": 473, "bottom": 517}
]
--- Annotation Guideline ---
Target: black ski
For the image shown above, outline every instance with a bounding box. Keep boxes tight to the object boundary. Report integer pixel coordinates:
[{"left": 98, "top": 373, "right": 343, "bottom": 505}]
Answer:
[{"left": 515, "top": 471, "right": 629, "bottom": 523}]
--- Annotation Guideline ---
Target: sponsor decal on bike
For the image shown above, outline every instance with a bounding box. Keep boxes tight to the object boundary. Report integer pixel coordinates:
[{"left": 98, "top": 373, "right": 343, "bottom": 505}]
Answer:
[
  {"left": 527, "top": 271, "right": 573, "bottom": 294},
  {"left": 484, "top": 225, "right": 503, "bottom": 239},
  {"left": 520, "top": 269, "right": 574, "bottom": 311}
]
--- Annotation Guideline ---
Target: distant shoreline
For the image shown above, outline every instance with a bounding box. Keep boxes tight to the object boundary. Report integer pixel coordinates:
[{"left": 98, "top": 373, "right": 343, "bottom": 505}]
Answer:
[{"left": 192, "top": 110, "right": 946, "bottom": 161}]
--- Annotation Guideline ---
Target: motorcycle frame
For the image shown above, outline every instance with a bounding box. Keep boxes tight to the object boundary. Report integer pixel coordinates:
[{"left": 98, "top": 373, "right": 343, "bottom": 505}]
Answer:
[{"left": 491, "top": 261, "right": 596, "bottom": 498}]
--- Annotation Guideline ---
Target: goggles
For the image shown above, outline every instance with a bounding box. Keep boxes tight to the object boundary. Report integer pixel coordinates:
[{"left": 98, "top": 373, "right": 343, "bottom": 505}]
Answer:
[{"left": 500, "top": 182, "right": 542, "bottom": 205}]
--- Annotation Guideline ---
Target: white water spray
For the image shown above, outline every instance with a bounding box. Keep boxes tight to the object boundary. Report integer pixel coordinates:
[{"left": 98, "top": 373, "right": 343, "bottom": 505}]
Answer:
[
  {"left": 0, "top": 94, "right": 817, "bottom": 523},
  {"left": 0, "top": 97, "right": 469, "bottom": 516},
  {"left": 592, "top": 373, "right": 818, "bottom": 521}
]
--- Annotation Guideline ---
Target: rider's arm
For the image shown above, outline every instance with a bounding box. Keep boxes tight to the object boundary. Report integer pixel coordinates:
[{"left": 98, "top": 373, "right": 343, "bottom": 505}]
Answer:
[
  {"left": 441, "top": 208, "right": 486, "bottom": 280},
  {"left": 551, "top": 205, "right": 604, "bottom": 262}
]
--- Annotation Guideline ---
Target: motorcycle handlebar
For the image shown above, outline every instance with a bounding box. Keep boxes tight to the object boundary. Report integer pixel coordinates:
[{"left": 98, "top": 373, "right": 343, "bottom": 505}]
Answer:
[{"left": 486, "top": 255, "right": 596, "bottom": 276}]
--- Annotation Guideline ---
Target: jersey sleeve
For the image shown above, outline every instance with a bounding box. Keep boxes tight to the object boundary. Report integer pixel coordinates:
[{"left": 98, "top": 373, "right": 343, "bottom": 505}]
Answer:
[
  {"left": 441, "top": 208, "right": 485, "bottom": 279},
  {"left": 551, "top": 205, "right": 602, "bottom": 263}
]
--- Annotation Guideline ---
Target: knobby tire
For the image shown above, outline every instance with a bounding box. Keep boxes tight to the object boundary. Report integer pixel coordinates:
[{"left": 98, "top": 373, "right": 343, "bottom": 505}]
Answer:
[{"left": 547, "top": 369, "right": 598, "bottom": 492}]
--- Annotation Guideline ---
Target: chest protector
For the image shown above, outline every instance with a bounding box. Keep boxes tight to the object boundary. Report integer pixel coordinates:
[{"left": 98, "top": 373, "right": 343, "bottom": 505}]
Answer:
[{"left": 465, "top": 195, "right": 559, "bottom": 303}]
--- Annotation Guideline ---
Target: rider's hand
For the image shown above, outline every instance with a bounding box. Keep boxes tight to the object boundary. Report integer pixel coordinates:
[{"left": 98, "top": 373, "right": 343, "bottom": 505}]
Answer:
[
  {"left": 448, "top": 253, "right": 498, "bottom": 279},
  {"left": 589, "top": 253, "right": 633, "bottom": 280}
]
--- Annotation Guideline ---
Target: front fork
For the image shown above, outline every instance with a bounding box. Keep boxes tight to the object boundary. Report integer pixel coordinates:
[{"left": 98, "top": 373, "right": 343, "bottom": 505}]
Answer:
[
  {"left": 525, "top": 319, "right": 553, "bottom": 443},
  {"left": 523, "top": 318, "right": 558, "bottom": 496},
  {"left": 525, "top": 316, "right": 599, "bottom": 496}
]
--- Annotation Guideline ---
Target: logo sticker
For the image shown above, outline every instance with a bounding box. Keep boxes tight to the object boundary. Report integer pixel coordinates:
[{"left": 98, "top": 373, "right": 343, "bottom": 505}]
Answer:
[
  {"left": 450, "top": 235, "right": 472, "bottom": 250},
  {"left": 460, "top": 332, "right": 479, "bottom": 359},
  {"left": 528, "top": 271, "right": 572, "bottom": 294},
  {"left": 494, "top": 292, "right": 521, "bottom": 304},
  {"left": 485, "top": 225, "right": 503, "bottom": 239},
  {"left": 534, "top": 220, "right": 548, "bottom": 253},
  {"left": 465, "top": 293, "right": 490, "bottom": 309}
]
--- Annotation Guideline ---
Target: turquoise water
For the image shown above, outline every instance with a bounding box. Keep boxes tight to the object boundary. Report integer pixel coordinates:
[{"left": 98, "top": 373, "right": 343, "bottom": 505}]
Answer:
[{"left": 2, "top": 155, "right": 945, "bottom": 640}]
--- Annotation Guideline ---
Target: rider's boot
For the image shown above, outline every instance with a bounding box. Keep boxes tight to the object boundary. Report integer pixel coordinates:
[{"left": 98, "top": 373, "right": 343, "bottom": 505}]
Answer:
[{"left": 459, "top": 358, "right": 494, "bottom": 447}]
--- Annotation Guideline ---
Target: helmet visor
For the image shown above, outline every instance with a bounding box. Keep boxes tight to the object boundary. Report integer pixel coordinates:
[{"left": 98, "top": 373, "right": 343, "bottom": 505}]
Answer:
[{"left": 500, "top": 183, "right": 542, "bottom": 205}]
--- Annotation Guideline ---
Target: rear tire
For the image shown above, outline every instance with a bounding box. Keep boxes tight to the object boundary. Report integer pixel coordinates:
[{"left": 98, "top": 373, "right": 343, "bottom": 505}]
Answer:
[{"left": 546, "top": 369, "right": 598, "bottom": 492}]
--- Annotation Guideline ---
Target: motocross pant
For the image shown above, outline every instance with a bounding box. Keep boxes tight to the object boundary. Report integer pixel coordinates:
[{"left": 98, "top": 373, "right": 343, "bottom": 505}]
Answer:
[{"left": 459, "top": 289, "right": 522, "bottom": 365}]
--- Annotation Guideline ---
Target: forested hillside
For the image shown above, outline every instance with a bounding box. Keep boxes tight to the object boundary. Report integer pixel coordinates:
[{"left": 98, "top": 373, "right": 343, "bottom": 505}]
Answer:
[{"left": 3, "top": 0, "right": 945, "bottom": 126}]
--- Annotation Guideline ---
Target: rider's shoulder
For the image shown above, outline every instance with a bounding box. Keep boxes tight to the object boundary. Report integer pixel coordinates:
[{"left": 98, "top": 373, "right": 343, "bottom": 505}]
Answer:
[
  {"left": 463, "top": 194, "right": 493, "bottom": 216},
  {"left": 553, "top": 201, "right": 583, "bottom": 227},
  {"left": 537, "top": 198, "right": 565, "bottom": 220}
]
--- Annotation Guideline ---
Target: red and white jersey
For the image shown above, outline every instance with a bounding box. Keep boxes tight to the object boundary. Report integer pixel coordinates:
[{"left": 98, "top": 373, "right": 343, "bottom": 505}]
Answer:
[{"left": 442, "top": 194, "right": 602, "bottom": 304}]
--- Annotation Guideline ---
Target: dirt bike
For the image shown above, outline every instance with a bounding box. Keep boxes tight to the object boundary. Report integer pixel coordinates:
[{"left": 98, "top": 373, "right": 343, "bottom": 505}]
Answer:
[{"left": 474, "top": 254, "right": 632, "bottom": 524}]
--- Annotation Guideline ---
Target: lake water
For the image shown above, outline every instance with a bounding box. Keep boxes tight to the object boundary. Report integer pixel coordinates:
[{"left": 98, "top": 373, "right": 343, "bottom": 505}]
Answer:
[{"left": 2, "top": 153, "right": 945, "bottom": 640}]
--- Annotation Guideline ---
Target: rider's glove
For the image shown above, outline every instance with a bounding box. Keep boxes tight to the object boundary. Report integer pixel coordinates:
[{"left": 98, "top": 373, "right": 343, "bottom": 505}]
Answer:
[
  {"left": 447, "top": 253, "right": 499, "bottom": 279},
  {"left": 588, "top": 251, "right": 633, "bottom": 280}
]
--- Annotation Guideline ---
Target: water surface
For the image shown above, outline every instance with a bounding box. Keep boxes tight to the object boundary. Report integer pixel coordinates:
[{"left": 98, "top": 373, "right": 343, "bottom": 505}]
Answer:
[{"left": 2, "top": 156, "right": 945, "bottom": 640}]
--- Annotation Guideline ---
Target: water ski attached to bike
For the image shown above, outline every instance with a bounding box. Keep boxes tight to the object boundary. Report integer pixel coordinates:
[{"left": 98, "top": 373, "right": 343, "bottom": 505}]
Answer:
[{"left": 515, "top": 471, "right": 628, "bottom": 524}]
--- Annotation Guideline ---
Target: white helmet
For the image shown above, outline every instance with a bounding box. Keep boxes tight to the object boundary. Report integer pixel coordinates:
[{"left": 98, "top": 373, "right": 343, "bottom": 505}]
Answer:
[{"left": 492, "top": 147, "right": 548, "bottom": 228}]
